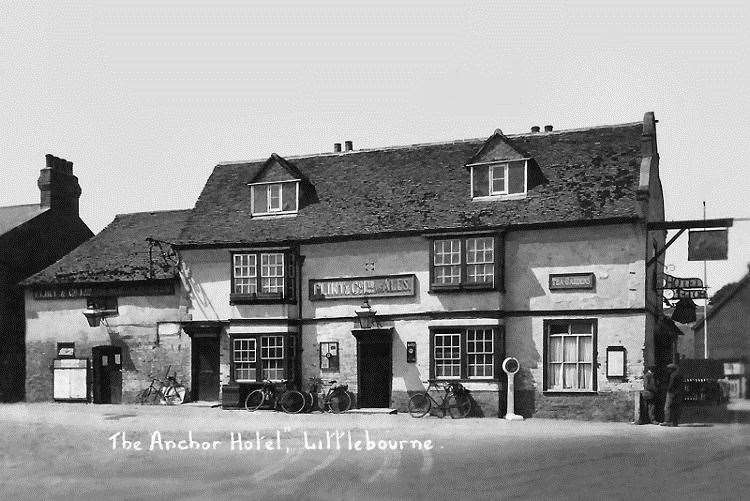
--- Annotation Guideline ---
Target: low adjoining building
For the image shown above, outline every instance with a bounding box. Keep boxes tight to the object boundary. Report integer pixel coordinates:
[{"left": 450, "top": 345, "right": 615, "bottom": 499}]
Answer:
[
  {"left": 23, "top": 209, "right": 191, "bottom": 402},
  {"left": 0, "top": 155, "right": 92, "bottom": 401}
]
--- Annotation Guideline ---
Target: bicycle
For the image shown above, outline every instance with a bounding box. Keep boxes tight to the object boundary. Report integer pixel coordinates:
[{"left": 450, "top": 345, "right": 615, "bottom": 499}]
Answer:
[
  {"left": 137, "top": 366, "right": 186, "bottom": 405},
  {"left": 407, "top": 380, "right": 472, "bottom": 418},
  {"left": 304, "top": 377, "right": 352, "bottom": 413},
  {"left": 244, "top": 380, "right": 306, "bottom": 413}
]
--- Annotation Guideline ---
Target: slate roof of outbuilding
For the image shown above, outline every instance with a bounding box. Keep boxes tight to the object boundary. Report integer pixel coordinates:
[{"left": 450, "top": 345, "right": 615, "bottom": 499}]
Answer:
[
  {"left": 177, "top": 121, "right": 646, "bottom": 247},
  {"left": 24, "top": 209, "right": 192, "bottom": 285},
  {"left": 0, "top": 203, "right": 48, "bottom": 236}
]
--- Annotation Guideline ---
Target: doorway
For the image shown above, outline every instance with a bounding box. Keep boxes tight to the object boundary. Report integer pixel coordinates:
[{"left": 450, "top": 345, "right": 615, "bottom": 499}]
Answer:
[
  {"left": 354, "top": 328, "right": 393, "bottom": 408},
  {"left": 192, "top": 336, "right": 220, "bottom": 401}
]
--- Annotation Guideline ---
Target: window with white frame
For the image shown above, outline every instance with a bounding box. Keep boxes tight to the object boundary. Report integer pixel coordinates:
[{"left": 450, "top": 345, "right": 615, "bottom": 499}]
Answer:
[
  {"left": 431, "top": 328, "right": 499, "bottom": 380},
  {"left": 261, "top": 335, "right": 285, "bottom": 380},
  {"left": 434, "top": 332, "right": 461, "bottom": 378},
  {"left": 467, "top": 328, "right": 494, "bottom": 378},
  {"left": 231, "top": 251, "right": 294, "bottom": 302},
  {"left": 233, "top": 254, "right": 258, "bottom": 295},
  {"left": 545, "top": 320, "right": 595, "bottom": 391},
  {"left": 431, "top": 236, "right": 496, "bottom": 290},
  {"left": 471, "top": 160, "right": 527, "bottom": 198},
  {"left": 233, "top": 338, "right": 256, "bottom": 381},
  {"left": 433, "top": 239, "right": 462, "bottom": 285},
  {"left": 251, "top": 181, "right": 299, "bottom": 215}
]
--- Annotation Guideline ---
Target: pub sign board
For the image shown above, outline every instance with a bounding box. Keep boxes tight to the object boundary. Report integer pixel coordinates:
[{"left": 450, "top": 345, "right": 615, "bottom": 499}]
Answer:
[
  {"left": 310, "top": 274, "right": 416, "bottom": 301},
  {"left": 549, "top": 273, "right": 595, "bottom": 291},
  {"left": 32, "top": 281, "right": 175, "bottom": 300}
]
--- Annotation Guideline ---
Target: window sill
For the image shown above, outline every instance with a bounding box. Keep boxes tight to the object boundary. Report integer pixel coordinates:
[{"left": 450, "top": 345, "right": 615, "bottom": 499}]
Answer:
[
  {"left": 543, "top": 390, "right": 598, "bottom": 396},
  {"left": 230, "top": 293, "right": 295, "bottom": 305},
  {"left": 472, "top": 193, "right": 527, "bottom": 202},
  {"left": 428, "top": 284, "right": 497, "bottom": 294}
]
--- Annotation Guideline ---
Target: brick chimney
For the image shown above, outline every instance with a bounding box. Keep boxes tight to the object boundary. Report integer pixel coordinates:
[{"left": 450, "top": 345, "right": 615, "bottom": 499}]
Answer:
[{"left": 38, "top": 154, "right": 82, "bottom": 215}]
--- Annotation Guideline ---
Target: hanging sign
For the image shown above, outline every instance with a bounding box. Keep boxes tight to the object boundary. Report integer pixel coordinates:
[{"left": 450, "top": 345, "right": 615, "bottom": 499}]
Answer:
[
  {"left": 671, "top": 288, "right": 707, "bottom": 299},
  {"left": 688, "top": 229, "right": 728, "bottom": 261},
  {"left": 661, "top": 274, "right": 703, "bottom": 290}
]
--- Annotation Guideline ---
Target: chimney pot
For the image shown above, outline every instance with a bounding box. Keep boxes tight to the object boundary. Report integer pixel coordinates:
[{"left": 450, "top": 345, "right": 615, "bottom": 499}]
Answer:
[
  {"left": 531, "top": 126, "right": 540, "bottom": 133},
  {"left": 344, "top": 140, "right": 353, "bottom": 152},
  {"left": 544, "top": 125, "right": 553, "bottom": 132},
  {"left": 334, "top": 143, "right": 342, "bottom": 153}
]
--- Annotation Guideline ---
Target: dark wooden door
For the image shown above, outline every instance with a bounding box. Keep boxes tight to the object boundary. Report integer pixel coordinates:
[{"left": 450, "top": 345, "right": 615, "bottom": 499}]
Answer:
[
  {"left": 358, "top": 342, "right": 392, "bottom": 408},
  {"left": 193, "top": 337, "right": 219, "bottom": 401}
]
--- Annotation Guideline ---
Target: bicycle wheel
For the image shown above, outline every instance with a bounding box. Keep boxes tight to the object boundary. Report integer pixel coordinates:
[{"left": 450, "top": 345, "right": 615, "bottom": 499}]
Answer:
[
  {"left": 325, "top": 390, "right": 351, "bottom": 413},
  {"left": 244, "top": 389, "right": 265, "bottom": 411},
  {"left": 162, "top": 386, "right": 184, "bottom": 406},
  {"left": 279, "top": 390, "right": 306, "bottom": 414},
  {"left": 408, "top": 393, "right": 432, "bottom": 418},
  {"left": 446, "top": 392, "right": 472, "bottom": 419}
]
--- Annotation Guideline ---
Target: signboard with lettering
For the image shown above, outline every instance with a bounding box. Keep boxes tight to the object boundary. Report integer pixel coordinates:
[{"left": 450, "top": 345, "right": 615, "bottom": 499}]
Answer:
[
  {"left": 549, "top": 273, "right": 595, "bottom": 291},
  {"left": 33, "top": 281, "right": 175, "bottom": 300},
  {"left": 310, "top": 274, "right": 416, "bottom": 300},
  {"left": 669, "top": 288, "right": 707, "bottom": 300},
  {"left": 661, "top": 274, "right": 703, "bottom": 290}
]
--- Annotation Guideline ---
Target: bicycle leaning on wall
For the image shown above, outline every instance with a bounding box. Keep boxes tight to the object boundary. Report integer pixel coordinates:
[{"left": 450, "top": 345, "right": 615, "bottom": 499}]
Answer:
[
  {"left": 407, "top": 380, "right": 471, "bottom": 418},
  {"left": 137, "top": 366, "right": 186, "bottom": 405},
  {"left": 303, "top": 377, "right": 352, "bottom": 413},
  {"left": 244, "top": 379, "right": 307, "bottom": 414}
]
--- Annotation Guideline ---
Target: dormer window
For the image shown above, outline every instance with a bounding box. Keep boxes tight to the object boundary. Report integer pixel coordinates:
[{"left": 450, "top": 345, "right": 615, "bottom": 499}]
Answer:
[
  {"left": 470, "top": 160, "right": 527, "bottom": 199},
  {"left": 251, "top": 181, "right": 299, "bottom": 216}
]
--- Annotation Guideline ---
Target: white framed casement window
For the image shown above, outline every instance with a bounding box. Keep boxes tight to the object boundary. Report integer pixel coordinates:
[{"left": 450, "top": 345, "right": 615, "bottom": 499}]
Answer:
[
  {"left": 250, "top": 180, "right": 300, "bottom": 216},
  {"left": 260, "top": 253, "right": 284, "bottom": 294},
  {"left": 232, "top": 253, "right": 258, "bottom": 295},
  {"left": 233, "top": 338, "right": 257, "bottom": 382},
  {"left": 434, "top": 332, "right": 461, "bottom": 379},
  {"left": 470, "top": 160, "right": 527, "bottom": 199},
  {"left": 261, "top": 335, "right": 285, "bottom": 381},
  {"left": 467, "top": 328, "right": 494, "bottom": 378},
  {"left": 490, "top": 163, "right": 508, "bottom": 195},
  {"left": 466, "top": 237, "right": 494, "bottom": 286},
  {"left": 433, "top": 239, "right": 462, "bottom": 285},
  {"left": 545, "top": 320, "right": 596, "bottom": 391}
]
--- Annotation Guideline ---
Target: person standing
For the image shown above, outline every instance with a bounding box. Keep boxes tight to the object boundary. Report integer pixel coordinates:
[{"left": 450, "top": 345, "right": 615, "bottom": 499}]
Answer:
[
  {"left": 661, "top": 363, "right": 683, "bottom": 427},
  {"left": 641, "top": 367, "right": 658, "bottom": 424}
]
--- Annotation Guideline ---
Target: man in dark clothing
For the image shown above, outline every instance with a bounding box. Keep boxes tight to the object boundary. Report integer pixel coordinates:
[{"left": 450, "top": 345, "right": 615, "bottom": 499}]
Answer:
[
  {"left": 661, "top": 363, "right": 683, "bottom": 427},
  {"left": 641, "top": 367, "right": 659, "bottom": 424}
]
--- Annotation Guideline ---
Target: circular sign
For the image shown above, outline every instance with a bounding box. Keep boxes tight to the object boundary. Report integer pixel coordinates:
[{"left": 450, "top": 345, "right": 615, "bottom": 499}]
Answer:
[
  {"left": 502, "top": 357, "right": 520, "bottom": 375},
  {"left": 325, "top": 353, "right": 332, "bottom": 359}
]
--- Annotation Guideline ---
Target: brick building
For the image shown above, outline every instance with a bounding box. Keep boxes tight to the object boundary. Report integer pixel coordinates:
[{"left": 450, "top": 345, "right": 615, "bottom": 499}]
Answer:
[
  {"left": 0, "top": 155, "right": 92, "bottom": 401},
  {"left": 170, "top": 112, "right": 668, "bottom": 420},
  {"left": 23, "top": 210, "right": 191, "bottom": 402},
  {"left": 693, "top": 268, "right": 750, "bottom": 399}
]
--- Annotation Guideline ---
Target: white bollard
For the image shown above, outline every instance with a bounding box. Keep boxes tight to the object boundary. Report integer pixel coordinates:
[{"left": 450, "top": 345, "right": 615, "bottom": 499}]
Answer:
[{"left": 502, "top": 357, "right": 524, "bottom": 421}]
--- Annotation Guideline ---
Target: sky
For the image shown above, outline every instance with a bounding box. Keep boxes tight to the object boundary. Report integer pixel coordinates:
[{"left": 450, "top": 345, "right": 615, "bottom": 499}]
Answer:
[{"left": 1, "top": 0, "right": 748, "bottom": 294}]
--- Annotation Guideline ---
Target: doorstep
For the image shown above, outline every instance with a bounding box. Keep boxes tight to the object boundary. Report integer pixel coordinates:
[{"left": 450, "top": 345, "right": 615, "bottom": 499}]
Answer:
[
  {"left": 348, "top": 408, "right": 398, "bottom": 415},
  {"left": 182, "top": 401, "right": 221, "bottom": 408}
]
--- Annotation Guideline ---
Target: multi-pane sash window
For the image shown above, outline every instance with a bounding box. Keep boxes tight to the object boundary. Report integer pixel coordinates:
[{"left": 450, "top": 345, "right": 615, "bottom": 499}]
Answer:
[
  {"left": 434, "top": 333, "right": 461, "bottom": 378},
  {"left": 466, "top": 237, "right": 494, "bottom": 285},
  {"left": 467, "top": 329, "right": 494, "bottom": 378},
  {"left": 233, "top": 254, "right": 258, "bottom": 295},
  {"left": 433, "top": 239, "right": 462, "bottom": 285},
  {"left": 471, "top": 161, "right": 527, "bottom": 198},
  {"left": 231, "top": 251, "right": 295, "bottom": 302},
  {"left": 490, "top": 164, "right": 507, "bottom": 194},
  {"left": 261, "top": 335, "right": 285, "bottom": 381},
  {"left": 431, "top": 328, "right": 499, "bottom": 380},
  {"left": 261, "top": 253, "right": 284, "bottom": 294},
  {"left": 268, "top": 184, "right": 282, "bottom": 212},
  {"left": 251, "top": 181, "right": 299, "bottom": 215},
  {"left": 546, "top": 321, "right": 595, "bottom": 391},
  {"left": 233, "top": 338, "right": 256, "bottom": 381},
  {"left": 431, "top": 236, "right": 497, "bottom": 290}
]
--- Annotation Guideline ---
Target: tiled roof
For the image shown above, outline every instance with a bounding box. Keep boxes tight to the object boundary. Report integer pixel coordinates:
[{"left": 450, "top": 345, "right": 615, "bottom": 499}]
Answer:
[
  {"left": 24, "top": 209, "right": 192, "bottom": 285},
  {"left": 177, "top": 122, "right": 645, "bottom": 247},
  {"left": 0, "top": 203, "right": 48, "bottom": 236}
]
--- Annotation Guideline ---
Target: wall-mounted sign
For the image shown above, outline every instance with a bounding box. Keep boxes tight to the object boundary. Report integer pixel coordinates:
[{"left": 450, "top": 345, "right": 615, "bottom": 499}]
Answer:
[
  {"left": 406, "top": 342, "right": 417, "bottom": 363},
  {"left": 549, "top": 273, "right": 595, "bottom": 290},
  {"left": 310, "top": 274, "right": 416, "bottom": 301},
  {"left": 606, "top": 346, "right": 627, "bottom": 378},
  {"left": 33, "top": 281, "right": 175, "bottom": 300},
  {"left": 320, "top": 341, "right": 339, "bottom": 372},
  {"left": 57, "top": 342, "right": 75, "bottom": 358},
  {"left": 688, "top": 229, "right": 728, "bottom": 261},
  {"left": 669, "top": 288, "right": 707, "bottom": 300}
]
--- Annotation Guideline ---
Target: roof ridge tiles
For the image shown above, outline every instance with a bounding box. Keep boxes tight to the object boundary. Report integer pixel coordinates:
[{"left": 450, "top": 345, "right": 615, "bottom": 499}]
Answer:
[{"left": 215, "top": 121, "right": 643, "bottom": 167}]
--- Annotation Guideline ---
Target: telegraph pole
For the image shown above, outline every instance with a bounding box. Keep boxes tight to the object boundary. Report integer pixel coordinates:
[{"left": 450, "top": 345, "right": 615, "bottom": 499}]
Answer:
[{"left": 703, "top": 201, "right": 709, "bottom": 359}]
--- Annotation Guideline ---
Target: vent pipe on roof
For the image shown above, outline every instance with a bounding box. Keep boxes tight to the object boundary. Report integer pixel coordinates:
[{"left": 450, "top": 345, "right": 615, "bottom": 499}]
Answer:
[
  {"left": 531, "top": 126, "right": 540, "bottom": 133},
  {"left": 334, "top": 143, "right": 342, "bottom": 153},
  {"left": 544, "top": 125, "right": 553, "bottom": 132},
  {"left": 344, "top": 140, "right": 353, "bottom": 152}
]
